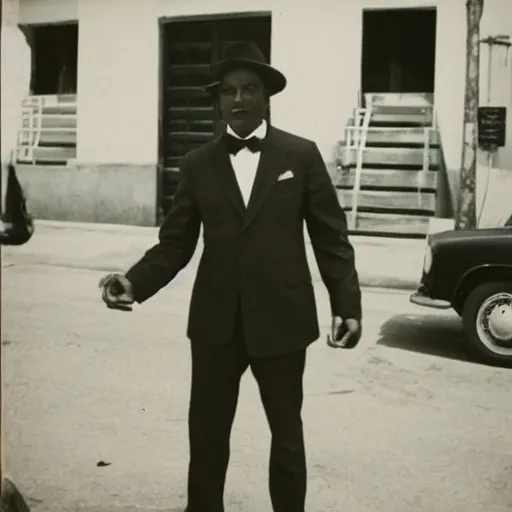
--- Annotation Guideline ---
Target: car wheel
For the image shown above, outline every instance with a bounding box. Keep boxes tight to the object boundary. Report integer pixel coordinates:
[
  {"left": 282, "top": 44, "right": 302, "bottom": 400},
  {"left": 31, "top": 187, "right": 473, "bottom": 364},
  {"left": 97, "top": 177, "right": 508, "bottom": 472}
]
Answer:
[{"left": 462, "top": 282, "right": 512, "bottom": 367}]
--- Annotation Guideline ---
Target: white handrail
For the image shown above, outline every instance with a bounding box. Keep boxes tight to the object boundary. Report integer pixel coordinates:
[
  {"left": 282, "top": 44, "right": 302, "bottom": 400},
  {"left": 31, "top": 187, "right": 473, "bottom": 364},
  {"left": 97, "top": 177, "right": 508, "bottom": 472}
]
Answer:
[
  {"left": 343, "top": 121, "right": 353, "bottom": 169},
  {"left": 418, "top": 104, "right": 435, "bottom": 208},
  {"left": 419, "top": 126, "right": 430, "bottom": 207},
  {"left": 15, "top": 94, "right": 77, "bottom": 164},
  {"left": 350, "top": 98, "right": 372, "bottom": 230},
  {"left": 16, "top": 99, "right": 39, "bottom": 163},
  {"left": 33, "top": 96, "right": 43, "bottom": 148}
]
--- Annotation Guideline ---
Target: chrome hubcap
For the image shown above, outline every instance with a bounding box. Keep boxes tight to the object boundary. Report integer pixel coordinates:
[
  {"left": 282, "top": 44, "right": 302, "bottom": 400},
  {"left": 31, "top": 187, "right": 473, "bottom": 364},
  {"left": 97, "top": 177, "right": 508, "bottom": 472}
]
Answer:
[{"left": 476, "top": 292, "right": 512, "bottom": 356}]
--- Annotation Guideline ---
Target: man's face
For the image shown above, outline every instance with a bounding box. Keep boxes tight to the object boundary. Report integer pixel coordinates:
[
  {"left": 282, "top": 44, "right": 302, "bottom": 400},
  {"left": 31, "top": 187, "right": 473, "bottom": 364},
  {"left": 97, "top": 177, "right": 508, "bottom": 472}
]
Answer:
[{"left": 218, "top": 68, "right": 268, "bottom": 138}]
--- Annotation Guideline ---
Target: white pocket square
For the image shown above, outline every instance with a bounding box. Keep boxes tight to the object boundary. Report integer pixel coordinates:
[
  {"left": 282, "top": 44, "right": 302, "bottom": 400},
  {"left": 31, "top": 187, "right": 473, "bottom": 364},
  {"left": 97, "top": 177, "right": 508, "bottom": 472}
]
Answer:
[{"left": 277, "top": 170, "right": 294, "bottom": 182}]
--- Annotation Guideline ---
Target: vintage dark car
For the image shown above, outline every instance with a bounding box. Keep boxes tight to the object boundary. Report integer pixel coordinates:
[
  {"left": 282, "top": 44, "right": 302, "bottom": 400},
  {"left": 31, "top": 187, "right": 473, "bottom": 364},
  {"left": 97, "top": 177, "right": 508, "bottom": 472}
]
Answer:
[{"left": 410, "top": 226, "right": 512, "bottom": 367}]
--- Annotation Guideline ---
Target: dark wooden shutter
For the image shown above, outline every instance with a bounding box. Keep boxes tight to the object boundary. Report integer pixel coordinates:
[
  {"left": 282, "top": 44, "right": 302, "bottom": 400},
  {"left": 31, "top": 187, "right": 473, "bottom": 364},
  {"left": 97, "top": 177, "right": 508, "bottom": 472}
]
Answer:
[
  {"left": 159, "top": 21, "right": 217, "bottom": 219},
  {"left": 159, "top": 15, "right": 271, "bottom": 220}
]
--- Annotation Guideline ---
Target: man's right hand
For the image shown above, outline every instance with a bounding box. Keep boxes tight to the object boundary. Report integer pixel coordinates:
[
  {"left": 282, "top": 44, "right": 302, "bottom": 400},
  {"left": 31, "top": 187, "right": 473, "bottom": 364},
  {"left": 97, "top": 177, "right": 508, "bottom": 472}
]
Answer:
[{"left": 98, "top": 273, "right": 134, "bottom": 310}]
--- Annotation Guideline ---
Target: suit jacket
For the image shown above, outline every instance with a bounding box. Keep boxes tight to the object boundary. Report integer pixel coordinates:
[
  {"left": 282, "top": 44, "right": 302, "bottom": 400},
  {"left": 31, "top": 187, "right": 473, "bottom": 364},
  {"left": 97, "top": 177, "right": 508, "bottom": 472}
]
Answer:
[{"left": 125, "top": 126, "right": 362, "bottom": 357}]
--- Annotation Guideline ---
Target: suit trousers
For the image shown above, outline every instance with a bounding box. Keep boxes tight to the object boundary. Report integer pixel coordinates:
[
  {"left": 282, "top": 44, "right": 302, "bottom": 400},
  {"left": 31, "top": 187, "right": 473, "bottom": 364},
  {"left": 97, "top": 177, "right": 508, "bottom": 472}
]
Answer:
[{"left": 186, "top": 303, "right": 307, "bottom": 512}]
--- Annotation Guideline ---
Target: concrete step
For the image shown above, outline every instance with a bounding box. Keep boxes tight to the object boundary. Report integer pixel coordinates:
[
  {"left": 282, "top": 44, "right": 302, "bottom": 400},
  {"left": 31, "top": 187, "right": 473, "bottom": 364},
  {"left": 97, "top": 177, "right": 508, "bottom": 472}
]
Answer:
[
  {"left": 339, "top": 189, "right": 436, "bottom": 212},
  {"left": 38, "top": 129, "right": 77, "bottom": 146},
  {"left": 17, "top": 146, "right": 76, "bottom": 164},
  {"left": 342, "top": 147, "right": 440, "bottom": 168},
  {"left": 22, "top": 93, "right": 77, "bottom": 107},
  {"left": 41, "top": 104, "right": 77, "bottom": 115},
  {"left": 364, "top": 93, "right": 434, "bottom": 108},
  {"left": 356, "top": 106, "right": 432, "bottom": 126},
  {"left": 352, "top": 127, "right": 439, "bottom": 146},
  {"left": 348, "top": 211, "right": 432, "bottom": 237},
  {"left": 39, "top": 116, "right": 76, "bottom": 129},
  {"left": 370, "top": 105, "right": 433, "bottom": 126},
  {"left": 335, "top": 168, "right": 438, "bottom": 190}
]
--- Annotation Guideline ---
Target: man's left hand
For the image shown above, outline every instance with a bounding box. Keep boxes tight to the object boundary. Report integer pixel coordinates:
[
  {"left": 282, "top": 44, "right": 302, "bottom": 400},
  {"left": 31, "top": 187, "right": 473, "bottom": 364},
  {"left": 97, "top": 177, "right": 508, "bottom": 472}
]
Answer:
[
  {"left": 328, "top": 316, "right": 362, "bottom": 349},
  {"left": 98, "top": 273, "right": 134, "bottom": 311}
]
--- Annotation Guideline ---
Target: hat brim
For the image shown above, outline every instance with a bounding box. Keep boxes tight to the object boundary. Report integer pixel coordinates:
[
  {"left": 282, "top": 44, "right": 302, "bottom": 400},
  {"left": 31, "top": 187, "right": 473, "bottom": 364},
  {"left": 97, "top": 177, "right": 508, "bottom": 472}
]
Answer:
[{"left": 204, "top": 59, "right": 287, "bottom": 97}]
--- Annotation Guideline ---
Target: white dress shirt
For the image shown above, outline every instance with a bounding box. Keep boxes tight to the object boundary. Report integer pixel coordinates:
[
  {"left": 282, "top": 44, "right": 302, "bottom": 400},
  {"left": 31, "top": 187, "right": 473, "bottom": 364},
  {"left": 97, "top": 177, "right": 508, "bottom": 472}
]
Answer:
[{"left": 226, "top": 120, "right": 267, "bottom": 207}]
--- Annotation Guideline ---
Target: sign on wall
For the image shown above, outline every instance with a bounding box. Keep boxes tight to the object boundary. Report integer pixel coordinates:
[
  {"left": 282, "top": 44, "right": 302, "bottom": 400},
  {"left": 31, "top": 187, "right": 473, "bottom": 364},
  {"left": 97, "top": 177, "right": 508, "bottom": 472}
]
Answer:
[{"left": 477, "top": 106, "right": 506, "bottom": 148}]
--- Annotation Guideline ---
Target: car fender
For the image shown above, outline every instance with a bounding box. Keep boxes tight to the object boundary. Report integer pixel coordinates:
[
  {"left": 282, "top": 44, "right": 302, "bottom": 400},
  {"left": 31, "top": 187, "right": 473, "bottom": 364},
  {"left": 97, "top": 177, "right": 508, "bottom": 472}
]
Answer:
[{"left": 452, "top": 264, "right": 512, "bottom": 314}]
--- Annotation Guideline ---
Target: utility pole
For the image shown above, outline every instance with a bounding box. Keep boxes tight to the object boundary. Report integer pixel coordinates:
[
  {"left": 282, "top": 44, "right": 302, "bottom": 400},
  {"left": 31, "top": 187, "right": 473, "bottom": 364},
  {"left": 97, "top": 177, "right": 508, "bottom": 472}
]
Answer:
[{"left": 455, "top": 0, "right": 484, "bottom": 230}]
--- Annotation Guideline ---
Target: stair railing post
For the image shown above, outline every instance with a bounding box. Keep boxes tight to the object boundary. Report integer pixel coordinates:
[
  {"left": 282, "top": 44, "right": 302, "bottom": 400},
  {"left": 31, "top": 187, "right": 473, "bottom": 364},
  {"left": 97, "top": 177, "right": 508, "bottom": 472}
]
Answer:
[
  {"left": 16, "top": 97, "right": 28, "bottom": 163},
  {"left": 343, "top": 123, "right": 352, "bottom": 169},
  {"left": 17, "top": 95, "right": 40, "bottom": 164},
  {"left": 34, "top": 96, "right": 43, "bottom": 151},
  {"left": 419, "top": 124, "right": 430, "bottom": 207},
  {"left": 351, "top": 95, "right": 372, "bottom": 231}
]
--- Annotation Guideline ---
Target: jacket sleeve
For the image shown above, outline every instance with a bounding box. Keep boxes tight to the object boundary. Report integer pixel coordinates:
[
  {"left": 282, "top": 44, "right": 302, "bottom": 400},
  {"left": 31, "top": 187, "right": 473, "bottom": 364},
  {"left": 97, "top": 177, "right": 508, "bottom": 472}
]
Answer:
[
  {"left": 304, "top": 142, "right": 362, "bottom": 321},
  {"left": 125, "top": 154, "right": 201, "bottom": 303}
]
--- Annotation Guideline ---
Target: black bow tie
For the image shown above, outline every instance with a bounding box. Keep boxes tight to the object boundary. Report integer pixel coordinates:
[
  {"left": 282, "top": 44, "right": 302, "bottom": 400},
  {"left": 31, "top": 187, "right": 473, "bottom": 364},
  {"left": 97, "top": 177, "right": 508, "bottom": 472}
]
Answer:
[{"left": 224, "top": 134, "right": 263, "bottom": 155}]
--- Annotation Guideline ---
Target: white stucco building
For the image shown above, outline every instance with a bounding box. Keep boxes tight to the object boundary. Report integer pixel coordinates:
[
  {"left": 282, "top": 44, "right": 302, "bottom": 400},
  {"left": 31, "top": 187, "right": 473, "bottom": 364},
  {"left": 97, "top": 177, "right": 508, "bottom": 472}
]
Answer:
[{"left": 4, "top": 0, "right": 512, "bottom": 234}]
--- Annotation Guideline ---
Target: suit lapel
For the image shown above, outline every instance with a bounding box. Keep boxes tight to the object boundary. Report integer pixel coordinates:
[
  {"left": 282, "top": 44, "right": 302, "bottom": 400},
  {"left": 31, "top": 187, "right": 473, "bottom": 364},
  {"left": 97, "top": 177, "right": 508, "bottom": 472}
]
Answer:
[
  {"left": 211, "top": 136, "right": 246, "bottom": 219},
  {"left": 242, "top": 127, "right": 287, "bottom": 233}
]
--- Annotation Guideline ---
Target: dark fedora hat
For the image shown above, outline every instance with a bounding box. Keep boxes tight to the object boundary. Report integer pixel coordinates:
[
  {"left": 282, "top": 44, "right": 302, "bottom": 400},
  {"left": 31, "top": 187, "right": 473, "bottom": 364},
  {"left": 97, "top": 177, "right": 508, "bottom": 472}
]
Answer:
[{"left": 204, "top": 41, "right": 287, "bottom": 97}]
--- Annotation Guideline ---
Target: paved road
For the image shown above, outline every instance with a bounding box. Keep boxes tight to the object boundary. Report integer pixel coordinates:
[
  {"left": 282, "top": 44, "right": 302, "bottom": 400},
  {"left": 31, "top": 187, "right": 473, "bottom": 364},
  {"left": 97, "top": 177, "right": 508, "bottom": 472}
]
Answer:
[{"left": 2, "top": 261, "right": 512, "bottom": 512}]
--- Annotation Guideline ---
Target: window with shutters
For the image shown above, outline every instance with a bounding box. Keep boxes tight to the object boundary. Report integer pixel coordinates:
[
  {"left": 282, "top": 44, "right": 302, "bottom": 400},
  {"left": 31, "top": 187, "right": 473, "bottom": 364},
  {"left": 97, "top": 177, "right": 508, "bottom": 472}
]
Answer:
[{"left": 158, "top": 14, "right": 271, "bottom": 221}]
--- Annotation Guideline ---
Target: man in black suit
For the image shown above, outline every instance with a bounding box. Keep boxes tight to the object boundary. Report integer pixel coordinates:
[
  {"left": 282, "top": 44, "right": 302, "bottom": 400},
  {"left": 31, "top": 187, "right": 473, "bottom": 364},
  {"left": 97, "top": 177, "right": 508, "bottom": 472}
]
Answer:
[{"left": 99, "top": 42, "right": 362, "bottom": 512}]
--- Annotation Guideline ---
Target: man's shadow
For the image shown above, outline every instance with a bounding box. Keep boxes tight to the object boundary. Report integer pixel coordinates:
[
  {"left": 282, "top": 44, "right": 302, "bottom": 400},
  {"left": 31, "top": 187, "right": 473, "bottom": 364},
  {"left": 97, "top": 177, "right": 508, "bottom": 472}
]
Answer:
[{"left": 376, "top": 313, "right": 478, "bottom": 364}]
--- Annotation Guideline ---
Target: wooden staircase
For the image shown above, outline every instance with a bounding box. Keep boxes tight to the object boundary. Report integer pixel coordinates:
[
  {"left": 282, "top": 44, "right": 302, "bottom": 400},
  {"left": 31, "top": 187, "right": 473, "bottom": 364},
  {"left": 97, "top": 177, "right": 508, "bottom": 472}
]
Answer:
[
  {"left": 16, "top": 94, "right": 77, "bottom": 166},
  {"left": 335, "top": 93, "right": 440, "bottom": 238}
]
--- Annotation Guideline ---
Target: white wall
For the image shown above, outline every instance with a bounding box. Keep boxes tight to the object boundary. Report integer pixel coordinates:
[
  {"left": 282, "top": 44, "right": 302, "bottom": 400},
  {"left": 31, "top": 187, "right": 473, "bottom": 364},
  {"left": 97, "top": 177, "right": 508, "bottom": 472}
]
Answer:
[
  {"left": 19, "top": 0, "right": 78, "bottom": 24},
  {"left": 74, "top": 0, "right": 469, "bottom": 168},
  {"left": 76, "top": 0, "right": 159, "bottom": 164},
  {"left": 21, "top": 0, "right": 512, "bottom": 173},
  {"left": 270, "top": 0, "right": 362, "bottom": 161}
]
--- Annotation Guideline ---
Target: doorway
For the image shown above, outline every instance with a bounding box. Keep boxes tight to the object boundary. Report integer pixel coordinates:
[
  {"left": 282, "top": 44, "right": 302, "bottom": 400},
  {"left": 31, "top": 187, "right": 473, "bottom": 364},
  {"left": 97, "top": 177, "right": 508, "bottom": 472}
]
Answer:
[
  {"left": 361, "top": 8, "right": 437, "bottom": 94},
  {"left": 158, "top": 13, "right": 271, "bottom": 219},
  {"left": 28, "top": 23, "right": 78, "bottom": 94}
]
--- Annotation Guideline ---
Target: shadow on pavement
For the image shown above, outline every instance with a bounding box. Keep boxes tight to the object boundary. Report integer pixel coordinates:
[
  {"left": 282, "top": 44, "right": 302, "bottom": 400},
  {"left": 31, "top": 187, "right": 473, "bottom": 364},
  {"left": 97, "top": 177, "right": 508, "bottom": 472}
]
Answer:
[{"left": 376, "top": 313, "right": 478, "bottom": 364}]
